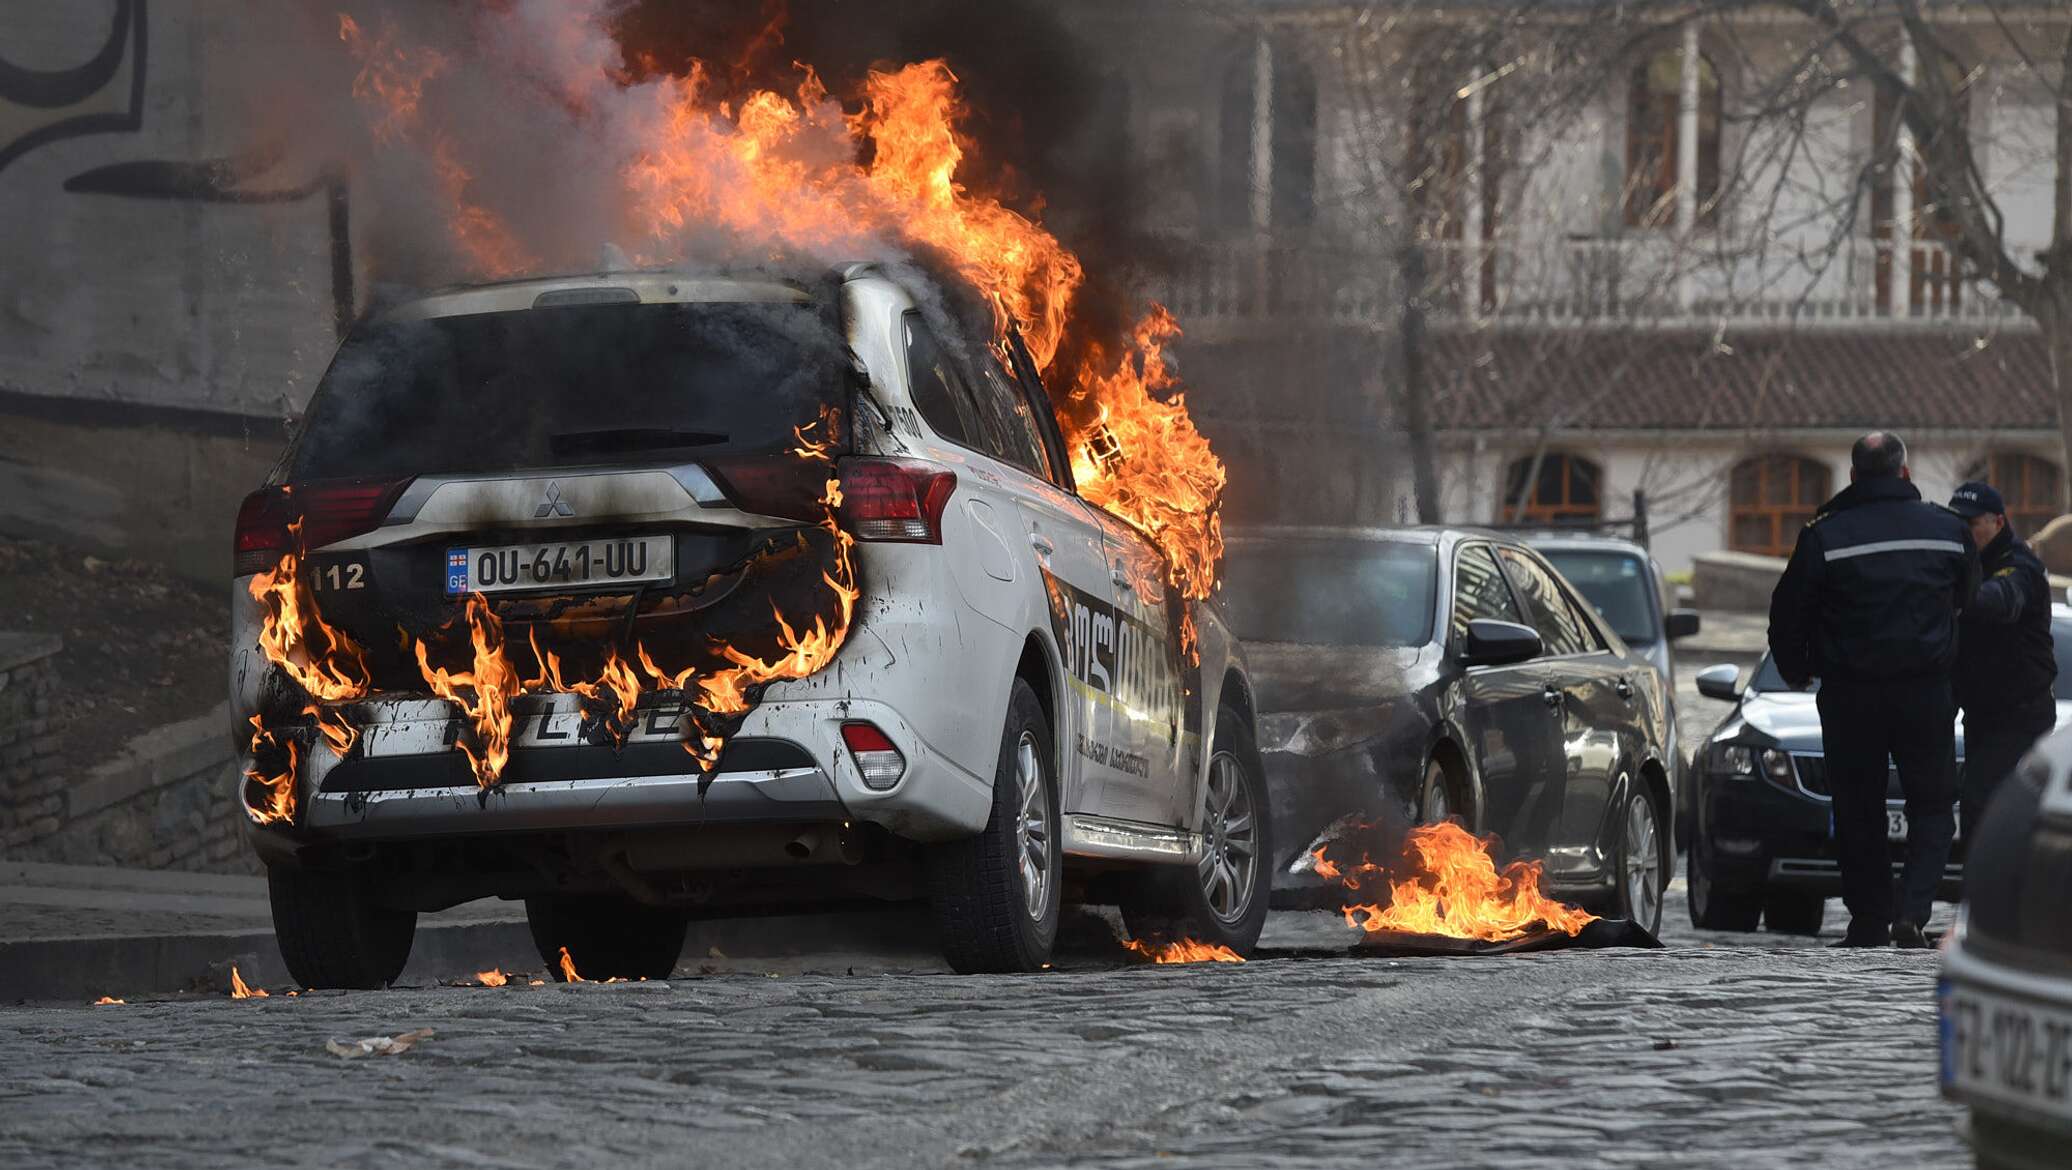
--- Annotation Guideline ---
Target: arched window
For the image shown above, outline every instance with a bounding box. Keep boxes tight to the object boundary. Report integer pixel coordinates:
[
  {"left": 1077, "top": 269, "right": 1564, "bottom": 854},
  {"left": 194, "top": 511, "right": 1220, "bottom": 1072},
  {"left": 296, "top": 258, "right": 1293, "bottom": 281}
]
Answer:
[
  {"left": 1504, "top": 453, "right": 1602, "bottom": 526},
  {"left": 1871, "top": 55, "right": 1973, "bottom": 313},
  {"left": 1624, "top": 49, "right": 1720, "bottom": 229},
  {"left": 1964, "top": 453, "right": 2062, "bottom": 536},
  {"left": 1729, "top": 454, "right": 1831, "bottom": 556},
  {"left": 1215, "top": 40, "right": 1317, "bottom": 232}
]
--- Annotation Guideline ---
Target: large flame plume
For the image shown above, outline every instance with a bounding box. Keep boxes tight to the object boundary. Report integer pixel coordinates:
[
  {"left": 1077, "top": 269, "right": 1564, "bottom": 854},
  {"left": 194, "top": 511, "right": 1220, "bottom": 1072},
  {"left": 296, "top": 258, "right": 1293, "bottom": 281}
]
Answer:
[{"left": 1314, "top": 821, "right": 1598, "bottom": 943}]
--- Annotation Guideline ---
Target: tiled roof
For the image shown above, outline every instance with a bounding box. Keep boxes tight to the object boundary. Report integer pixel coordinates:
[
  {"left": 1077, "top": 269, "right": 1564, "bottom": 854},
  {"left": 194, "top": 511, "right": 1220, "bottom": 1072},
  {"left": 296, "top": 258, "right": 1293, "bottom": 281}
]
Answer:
[{"left": 1425, "top": 327, "right": 2056, "bottom": 432}]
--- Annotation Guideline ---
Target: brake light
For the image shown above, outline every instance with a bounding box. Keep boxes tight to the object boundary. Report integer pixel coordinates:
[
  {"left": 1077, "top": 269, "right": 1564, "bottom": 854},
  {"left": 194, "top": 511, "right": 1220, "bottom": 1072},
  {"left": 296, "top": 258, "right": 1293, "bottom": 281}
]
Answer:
[
  {"left": 232, "top": 479, "right": 409, "bottom": 577},
  {"left": 841, "top": 722, "right": 906, "bottom": 790},
  {"left": 837, "top": 458, "right": 956, "bottom": 544}
]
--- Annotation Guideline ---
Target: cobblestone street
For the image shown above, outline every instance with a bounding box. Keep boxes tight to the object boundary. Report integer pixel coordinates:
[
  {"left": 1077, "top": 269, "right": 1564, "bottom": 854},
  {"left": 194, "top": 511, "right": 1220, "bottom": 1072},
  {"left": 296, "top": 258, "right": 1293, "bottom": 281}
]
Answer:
[{"left": 0, "top": 901, "right": 1966, "bottom": 1170}]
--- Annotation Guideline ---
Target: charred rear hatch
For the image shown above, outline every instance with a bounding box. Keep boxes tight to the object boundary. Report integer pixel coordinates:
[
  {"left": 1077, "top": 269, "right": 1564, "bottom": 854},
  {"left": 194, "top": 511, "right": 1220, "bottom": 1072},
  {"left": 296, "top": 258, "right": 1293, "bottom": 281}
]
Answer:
[{"left": 243, "top": 283, "right": 857, "bottom": 693}]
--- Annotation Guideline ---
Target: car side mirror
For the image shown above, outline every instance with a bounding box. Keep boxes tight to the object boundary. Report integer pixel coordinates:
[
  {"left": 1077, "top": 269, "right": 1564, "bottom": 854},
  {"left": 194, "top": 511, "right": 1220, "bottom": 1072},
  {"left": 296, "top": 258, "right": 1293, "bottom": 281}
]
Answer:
[
  {"left": 1695, "top": 663, "right": 1742, "bottom": 702},
  {"left": 1462, "top": 619, "right": 1543, "bottom": 668},
  {"left": 1665, "top": 609, "right": 1701, "bottom": 640}
]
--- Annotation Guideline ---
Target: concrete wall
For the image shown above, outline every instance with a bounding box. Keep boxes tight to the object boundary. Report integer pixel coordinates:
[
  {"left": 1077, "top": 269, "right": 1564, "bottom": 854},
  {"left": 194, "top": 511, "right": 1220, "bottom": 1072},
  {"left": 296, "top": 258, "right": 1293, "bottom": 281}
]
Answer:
[{"left": 1, "top": 631, "right": 250, "bottom": 874}]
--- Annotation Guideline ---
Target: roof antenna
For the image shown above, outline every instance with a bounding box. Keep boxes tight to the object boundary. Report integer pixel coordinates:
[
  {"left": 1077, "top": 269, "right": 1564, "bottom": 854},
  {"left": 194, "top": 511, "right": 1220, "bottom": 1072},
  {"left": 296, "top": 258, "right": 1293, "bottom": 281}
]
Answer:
[{"left": 598, "top": 242, "right": 631, "bottom": 272}]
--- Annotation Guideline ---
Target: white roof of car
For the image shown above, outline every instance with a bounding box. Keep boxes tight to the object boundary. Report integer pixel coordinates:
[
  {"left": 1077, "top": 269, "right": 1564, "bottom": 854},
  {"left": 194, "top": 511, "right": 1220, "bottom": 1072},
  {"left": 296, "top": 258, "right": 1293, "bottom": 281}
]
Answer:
[{"left": 381, "top": 271, "right": 815, "bottom": 323}]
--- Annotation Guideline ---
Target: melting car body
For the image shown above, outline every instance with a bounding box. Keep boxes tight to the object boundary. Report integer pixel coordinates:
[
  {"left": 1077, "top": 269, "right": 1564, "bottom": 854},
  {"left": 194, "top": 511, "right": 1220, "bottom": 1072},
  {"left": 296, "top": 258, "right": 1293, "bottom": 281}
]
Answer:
[
  {"left": 1686, "top": 605, "right": 2072, "bottom": 935},
  {"left": 230, "top": 265, "right": 1266, "bottom": 983},
  {"left": 1223, "top": 526, "right": 1677, "bottom": 933}
]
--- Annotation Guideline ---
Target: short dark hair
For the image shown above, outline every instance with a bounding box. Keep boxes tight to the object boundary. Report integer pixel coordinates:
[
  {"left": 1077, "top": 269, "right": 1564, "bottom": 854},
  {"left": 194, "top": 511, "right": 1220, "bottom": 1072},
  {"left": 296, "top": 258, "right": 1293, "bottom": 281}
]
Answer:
[{"left": 1851, "top": 431, "right": 1908, "bottom": 478}]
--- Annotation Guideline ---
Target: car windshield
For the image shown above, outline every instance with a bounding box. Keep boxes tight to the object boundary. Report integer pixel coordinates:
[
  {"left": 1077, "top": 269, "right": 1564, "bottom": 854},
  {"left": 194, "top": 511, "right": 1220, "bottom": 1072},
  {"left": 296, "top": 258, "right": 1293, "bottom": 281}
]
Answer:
[
  {"left": 1751, "top": 615, "right": 2072, "bottom": 698},
  {"left": 1540, "top": 548, "right": 1657, "bottom": 645},
  {"left": 1219, "top": 540, "right": 1437, "bottom": 647},
  {"left": 288, "top": 300, "right": 848, "bottom": 481}
]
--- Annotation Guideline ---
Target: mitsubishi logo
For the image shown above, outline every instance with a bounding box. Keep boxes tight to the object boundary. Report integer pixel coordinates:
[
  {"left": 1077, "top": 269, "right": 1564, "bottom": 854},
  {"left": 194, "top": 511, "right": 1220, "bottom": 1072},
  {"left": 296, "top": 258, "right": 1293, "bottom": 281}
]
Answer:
[{"left": 534, "top": 482, "right": 574, "bottom": 518}]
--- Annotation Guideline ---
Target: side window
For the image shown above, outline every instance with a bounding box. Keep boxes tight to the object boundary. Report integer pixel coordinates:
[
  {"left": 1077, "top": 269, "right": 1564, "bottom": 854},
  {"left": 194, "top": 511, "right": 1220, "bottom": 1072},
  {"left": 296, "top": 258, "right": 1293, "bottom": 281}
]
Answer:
[
  {"left": 1496, "top": 547, "right": 1590, "bottom": 657},
  {"left": 995, "top": 352, "right": 1069, "bottom": 486},
  {"left": 972, "top": 360, "right": 1050, "bottom": 479},
  {"left": 901, "top": 313, "right": 980, "bottom": 447},
  {"left": 1451, "top": 545, "right": 1526, "bottom": 646},
  {"left": 1551, "top": 579, "right": 1612, "bottom": 653}
]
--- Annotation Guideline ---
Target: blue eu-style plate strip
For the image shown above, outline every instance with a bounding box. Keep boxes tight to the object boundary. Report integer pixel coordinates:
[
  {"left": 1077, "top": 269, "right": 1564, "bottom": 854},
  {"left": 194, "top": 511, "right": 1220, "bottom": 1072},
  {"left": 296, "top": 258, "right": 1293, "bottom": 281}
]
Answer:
[{"left": 445, "top": 548, "right": 469, "bottom": 597}]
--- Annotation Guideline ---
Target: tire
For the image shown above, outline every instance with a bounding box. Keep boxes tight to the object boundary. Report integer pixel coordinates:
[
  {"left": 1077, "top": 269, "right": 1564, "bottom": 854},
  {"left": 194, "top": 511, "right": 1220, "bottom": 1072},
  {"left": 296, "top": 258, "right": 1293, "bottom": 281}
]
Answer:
[
  {"left": 1686, "top": 834, "right": 1763, "bottom": 932},
  {"left": 524, "top": 895, "right": 689, "bottom": 981},
  {"left": 925, "top": 678, "right": 1062, "bottom": 974},
  {"left": 1416, "top": 755, "right": 1459, "bottom": 825},
  {"left": 1763, "top": 893, "right": 1826, "bottom": 936},
  {"left": 268, "top": 865, "right": 417, "bottom": 990},
  {"left": 1119, "top": 704, "right": 1271, "bottom": 956},
  {"left": 1615, "top": 779, "right": 1668, "bottom": 935}
]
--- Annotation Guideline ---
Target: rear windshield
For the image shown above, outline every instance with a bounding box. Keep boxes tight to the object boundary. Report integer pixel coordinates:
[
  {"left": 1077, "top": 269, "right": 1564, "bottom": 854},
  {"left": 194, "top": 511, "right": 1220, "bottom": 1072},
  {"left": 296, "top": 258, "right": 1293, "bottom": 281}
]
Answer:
[
  {"left": 1221, "top": 540, "right": 1437, "bottom": 648},
  {"left": 1751, "top": 616, "right": 2072, "bottom": 698},
  {"left": 289, "top": 301, "right": 848, "bottom": 481},
  {"left": 1541, "top": 549, "right": 1658, "bottom": 645}
]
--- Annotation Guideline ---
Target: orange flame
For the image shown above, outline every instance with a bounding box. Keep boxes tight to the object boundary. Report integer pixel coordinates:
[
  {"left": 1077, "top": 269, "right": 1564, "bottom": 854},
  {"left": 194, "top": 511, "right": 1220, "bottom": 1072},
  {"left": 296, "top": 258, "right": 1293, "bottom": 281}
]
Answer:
[
  {"left": 92, "top": 996, "right": 124, "bottom": 1005},
  {"left": 1121, "top": 938, "right": 1246, "bottom": 965},
  {"left": 242, "top": 715, "right": 300, "bottom": 827},
  {"left": 1329, "top": 822, "right": 1598, "bottom": 943},
  {"left": 414, "top": 593, "right": 523, "bottom": 788},
  {"left": 337, "top": 13, "right": 448, "bottom": 143},
  {"left": 476, "top": 968, "right": 508, "bottom": 988},
  {"left": 557, "top": 946, "right": 583, "bottom": 983},
  {"left": 229, "top": 966, "right": 269, "bottom": 999}
]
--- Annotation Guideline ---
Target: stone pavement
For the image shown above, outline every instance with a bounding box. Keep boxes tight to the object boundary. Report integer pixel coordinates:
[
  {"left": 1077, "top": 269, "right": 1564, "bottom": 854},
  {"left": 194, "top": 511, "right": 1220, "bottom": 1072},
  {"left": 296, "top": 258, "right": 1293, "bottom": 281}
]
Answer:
[{"left": 0, "top": 920, "right": 1964, "bottom": 1170}]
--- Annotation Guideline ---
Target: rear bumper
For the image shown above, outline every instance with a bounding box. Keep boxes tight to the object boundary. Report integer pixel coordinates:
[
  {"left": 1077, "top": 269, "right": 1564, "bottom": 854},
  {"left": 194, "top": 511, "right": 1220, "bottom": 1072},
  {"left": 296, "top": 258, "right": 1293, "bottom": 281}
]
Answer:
[{"left": 244, "top": 692, "right": 993, "bottom": 859}]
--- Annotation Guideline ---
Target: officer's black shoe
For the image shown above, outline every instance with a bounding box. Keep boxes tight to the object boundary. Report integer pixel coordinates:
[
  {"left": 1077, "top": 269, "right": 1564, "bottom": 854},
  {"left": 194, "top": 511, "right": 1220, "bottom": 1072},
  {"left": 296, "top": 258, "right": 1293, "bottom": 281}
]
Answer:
[
  {"left": 1830, "top": 922, "right": 1891, "bottom": 948},
  {"left": 1891, "top": 920, "right": 1930, "bottom": 950}
]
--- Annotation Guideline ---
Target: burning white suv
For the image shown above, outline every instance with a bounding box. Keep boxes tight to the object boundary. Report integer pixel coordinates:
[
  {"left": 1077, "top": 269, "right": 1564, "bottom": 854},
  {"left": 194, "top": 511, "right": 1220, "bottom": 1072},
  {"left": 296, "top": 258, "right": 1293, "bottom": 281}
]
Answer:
[{"left": 231, "top": 265, "right": 1265, "bottom": 983}]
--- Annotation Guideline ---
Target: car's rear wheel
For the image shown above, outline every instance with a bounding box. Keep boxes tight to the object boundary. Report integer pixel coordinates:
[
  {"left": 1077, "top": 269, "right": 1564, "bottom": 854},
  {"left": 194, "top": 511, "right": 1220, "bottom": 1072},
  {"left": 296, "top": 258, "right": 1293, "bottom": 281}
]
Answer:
[
  {"left": 1686, "top": 835, "right": 1763, "bottom": 932},
  {"left": 1615, "top": 779, "right": 1667, "bottom": 934},
  {"left": 269, "top": 865, "right": 417, "bottom": 990},
  {"left": 1763, "top": 892, "right": 1826, "bottom": 936},
  {"left": 525, "top": 895, "right": 689, "bottom": 981},
  {"left": 1119, "top": 705, "right": 1271, "bottom": 956},
  {"left": 925, "top": 678, "right": 1061, "bottom": 974}
]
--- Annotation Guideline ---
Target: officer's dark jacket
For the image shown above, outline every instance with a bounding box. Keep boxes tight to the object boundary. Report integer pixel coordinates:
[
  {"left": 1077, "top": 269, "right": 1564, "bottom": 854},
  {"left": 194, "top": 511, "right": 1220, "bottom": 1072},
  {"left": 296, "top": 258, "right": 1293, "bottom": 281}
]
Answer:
[
  {"left": 1954, "top": 525, "right": 2058, "bottom": 719},
  {"left": 1768, "top": 476, "right": 1979, "bottom": 686}
]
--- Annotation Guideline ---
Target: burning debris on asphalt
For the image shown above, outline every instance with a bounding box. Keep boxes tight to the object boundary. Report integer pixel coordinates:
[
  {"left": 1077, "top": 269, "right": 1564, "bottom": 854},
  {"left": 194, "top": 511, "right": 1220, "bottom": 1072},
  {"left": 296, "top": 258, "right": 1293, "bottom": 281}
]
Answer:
[
  {"left": 229, "top": 966, "right": 270, "bottom": 999},
  {"left": 1121, "top": 937, "right": 1246, "bottom": 965},
  {"left": 1311, "top": 821, "right": 1599, "bottom": 944}
]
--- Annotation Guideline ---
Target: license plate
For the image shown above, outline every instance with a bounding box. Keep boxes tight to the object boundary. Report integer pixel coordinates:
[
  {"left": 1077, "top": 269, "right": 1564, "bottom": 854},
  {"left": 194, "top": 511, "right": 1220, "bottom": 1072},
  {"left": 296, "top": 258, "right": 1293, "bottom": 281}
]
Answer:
[
  {"left": 1941, "top": 979, "right": 2072, "bottom": 1122},
  {"left": 446, "top": 536, "right": 673, "bottom": 596},
  {"left": 1882, "top": 805, "right": 1960, "bottom": 842}
]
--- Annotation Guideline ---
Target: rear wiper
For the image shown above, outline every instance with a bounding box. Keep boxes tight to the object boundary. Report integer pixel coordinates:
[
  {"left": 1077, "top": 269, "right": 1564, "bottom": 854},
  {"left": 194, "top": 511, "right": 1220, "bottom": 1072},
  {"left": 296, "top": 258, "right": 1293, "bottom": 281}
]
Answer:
[{"left": 549, "top": 428, "right": 728, "bottom": 457}]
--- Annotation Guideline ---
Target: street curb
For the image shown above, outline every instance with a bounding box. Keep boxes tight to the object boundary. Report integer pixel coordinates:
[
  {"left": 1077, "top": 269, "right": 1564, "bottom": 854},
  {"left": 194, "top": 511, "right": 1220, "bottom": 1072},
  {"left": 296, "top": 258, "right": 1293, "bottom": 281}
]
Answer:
[{"left": 1, "top": 908, "right": 943, "bottom": 1004}]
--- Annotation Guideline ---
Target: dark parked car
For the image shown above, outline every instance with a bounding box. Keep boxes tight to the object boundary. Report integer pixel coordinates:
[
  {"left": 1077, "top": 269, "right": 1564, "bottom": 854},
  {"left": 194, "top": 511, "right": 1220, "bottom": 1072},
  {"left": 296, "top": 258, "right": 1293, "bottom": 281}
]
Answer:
[
  {"left": 1527, "top": 534, "right": 1701, "bottom": 847},
  {"left": 1221, "top": 526, "right": 1678, "bottom": 932},
  {"left": 1686, "top": 606, "right": 2072, "bottom": 936}
]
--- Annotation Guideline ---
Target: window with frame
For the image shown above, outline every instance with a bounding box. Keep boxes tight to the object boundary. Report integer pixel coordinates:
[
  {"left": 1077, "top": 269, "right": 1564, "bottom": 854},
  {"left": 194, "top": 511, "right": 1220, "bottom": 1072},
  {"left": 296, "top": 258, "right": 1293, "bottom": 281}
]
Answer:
[
  {"left": 1965, "top": 452, "right": 2062, "bottom": 536},
  {"left": 1870, "top": 56, "right": 1974, "bottom": 314},
  {"left": 1624, "top": 49, "right": 1720, "bottom": 229},
  {"left": 1451, "top": 544, "right": 1526, "bottom": 646},
  {"left": 974, "top": 358, "right": 1055, "bottom": 482},
  {"left": 1496, "top": 547, "right": 1592, "bottom": 657},
  {"left": 1503, "top": 453, "right": 1603, "bottom": 526},
  {"left": 901, "top": 312, "right": 980, "bottom": 447},
  {"left": 1728, "top": 454, "right": 1830, "bottom": 557}
]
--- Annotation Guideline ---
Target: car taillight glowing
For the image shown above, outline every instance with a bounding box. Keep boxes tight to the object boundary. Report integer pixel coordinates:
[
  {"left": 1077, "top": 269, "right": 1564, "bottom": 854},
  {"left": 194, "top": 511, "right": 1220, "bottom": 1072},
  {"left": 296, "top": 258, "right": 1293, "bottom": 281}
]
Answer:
[
  {"left": 840, "top": 722, "right": 906, "bottom": 790},
  {"left": 836, "top": 458, "right": 955, "bottom": 544},
  {"left": 232, "top": 479, "right": 410, "bottom": 577}
]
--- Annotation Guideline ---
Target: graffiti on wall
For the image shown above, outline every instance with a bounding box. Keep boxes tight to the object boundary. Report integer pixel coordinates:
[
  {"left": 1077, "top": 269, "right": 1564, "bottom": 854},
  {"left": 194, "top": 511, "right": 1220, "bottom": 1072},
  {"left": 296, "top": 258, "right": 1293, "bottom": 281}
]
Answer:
[{"left": 0, "top": 1, "right": 354, "bottom": 338}]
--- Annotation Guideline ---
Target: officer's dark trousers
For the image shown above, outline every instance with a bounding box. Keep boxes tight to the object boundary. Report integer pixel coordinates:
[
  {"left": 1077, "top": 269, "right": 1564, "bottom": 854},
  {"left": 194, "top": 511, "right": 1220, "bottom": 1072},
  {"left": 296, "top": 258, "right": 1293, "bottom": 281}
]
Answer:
[
  {"left": 1815, "top": 676, "right": 1958, "bottom": 934},
  {"left": 1962, "top": 697, "right": 2056, "bottom": 841}
]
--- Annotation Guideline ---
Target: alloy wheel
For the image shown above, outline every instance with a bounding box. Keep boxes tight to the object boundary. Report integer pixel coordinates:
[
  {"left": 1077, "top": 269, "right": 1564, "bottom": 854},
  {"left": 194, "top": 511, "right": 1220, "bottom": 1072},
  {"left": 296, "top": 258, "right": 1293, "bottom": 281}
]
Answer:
[
  {"left": 1013, "top": 731, "right": 1051, "bottom": 921},
  {"left": 1196, "top": 750, "right": 1260, "bottom": 925},
  {"left": 1624, "top": 791, "right": 1664, "bottom": 928}
]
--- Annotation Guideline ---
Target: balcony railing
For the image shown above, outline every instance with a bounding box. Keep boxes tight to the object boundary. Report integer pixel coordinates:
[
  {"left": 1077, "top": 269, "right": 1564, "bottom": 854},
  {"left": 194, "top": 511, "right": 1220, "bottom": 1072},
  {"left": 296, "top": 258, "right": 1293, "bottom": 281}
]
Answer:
[{"left": 1150, "top": 235, "right": 2026, "bottom": 331}]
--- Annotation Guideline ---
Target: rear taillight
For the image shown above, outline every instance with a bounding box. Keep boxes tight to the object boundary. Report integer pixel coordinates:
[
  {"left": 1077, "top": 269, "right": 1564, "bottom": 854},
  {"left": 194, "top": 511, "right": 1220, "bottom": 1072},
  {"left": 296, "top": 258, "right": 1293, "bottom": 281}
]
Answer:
[
  {"left": 837, "top": 458, "right": 956, "bottom": 544},
  {"left": 840, "top": 722, "right": 906, "bottom": 790},
  {"left": 232, "top": 479, "right": 409, "bottom": 577}
]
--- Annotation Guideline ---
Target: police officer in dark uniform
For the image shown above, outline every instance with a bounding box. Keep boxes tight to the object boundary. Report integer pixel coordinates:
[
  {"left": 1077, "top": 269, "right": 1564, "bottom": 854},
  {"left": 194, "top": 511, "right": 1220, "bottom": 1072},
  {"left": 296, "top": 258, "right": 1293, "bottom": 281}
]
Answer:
[
  {"left": 1948, "top": 480, "right": 2059, "bottom": 838},
  {"left": 1769, "top": 432, "right": 1979, "bottom": 948}
]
